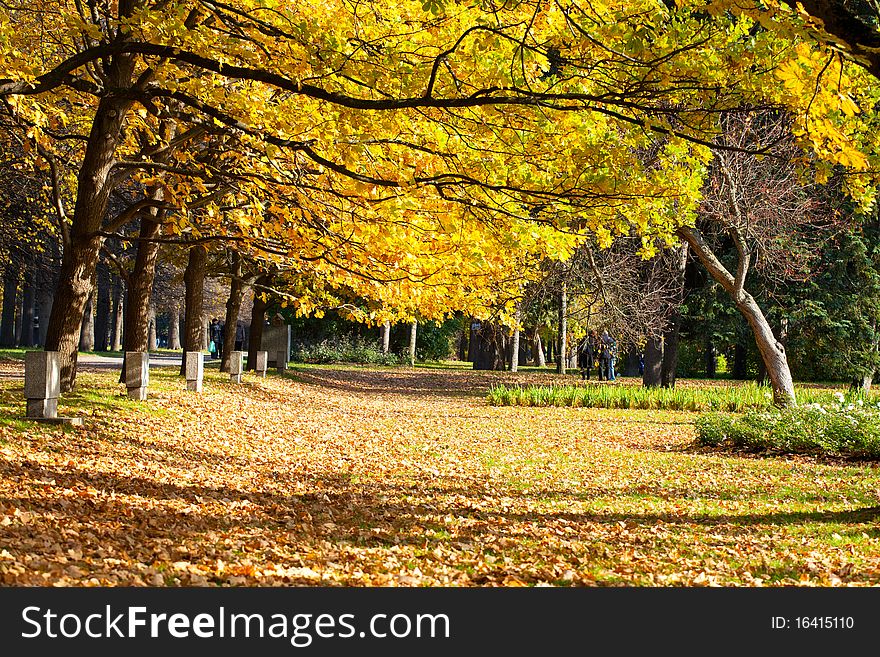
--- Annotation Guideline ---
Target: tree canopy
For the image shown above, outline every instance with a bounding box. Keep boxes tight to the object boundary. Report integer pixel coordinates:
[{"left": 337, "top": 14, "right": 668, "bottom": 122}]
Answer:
[{"left": 1, "top": 0, "right": 878, "bottom": 389}]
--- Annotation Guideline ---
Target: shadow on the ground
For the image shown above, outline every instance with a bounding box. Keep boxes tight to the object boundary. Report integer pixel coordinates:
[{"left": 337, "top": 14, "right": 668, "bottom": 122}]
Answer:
[
  {"left": 287, "top": 369, "right": 492, "bottom": 399},
  {"left": 2, "top": 365, "right": 877, "bottom": 585},
  {"left": 4, "top": 455, "right": 878, "bottom": 564},
  {"left": 3, "top": 446, "right": 878, "bottom": 586}
]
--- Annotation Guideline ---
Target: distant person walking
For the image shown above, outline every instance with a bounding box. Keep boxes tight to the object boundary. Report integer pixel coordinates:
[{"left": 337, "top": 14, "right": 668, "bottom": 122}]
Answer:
[
  {"left": 579, "top": 330, "right": 597, "bottom": 380},
  {"left": 235, "top": 320, "right": 246, "bottom": 351},
  {"left": 600, "top": 329, "right": 617, "bottom": 381},
  {"left": 210, "top": 318, "right": 224, "bottom": 361},
  {"left": 608, "top": 333, "right": 618, "bottom": 381},
  {"left": 209, "top": 319, "right": 219, "bottom": 359}
]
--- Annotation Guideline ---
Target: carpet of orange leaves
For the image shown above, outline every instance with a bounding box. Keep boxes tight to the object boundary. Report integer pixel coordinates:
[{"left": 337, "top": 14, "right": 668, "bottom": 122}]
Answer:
[{"left": 1, "top": 363, "right": 879, "bottom": 586}]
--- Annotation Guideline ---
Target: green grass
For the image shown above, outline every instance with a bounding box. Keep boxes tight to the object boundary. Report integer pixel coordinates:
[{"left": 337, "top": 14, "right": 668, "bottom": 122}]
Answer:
[
  {"left": 0, "top": 348, "right": 26, "bottom": 361},
  {"left": 487, "top": 381, "right": 866, "bottom": 412},
  {"left": 0, "top": 368, "right": 189, "bottom": 430},
  {"left": 0, "top": 347, "right": 200, "bottom": 361}
]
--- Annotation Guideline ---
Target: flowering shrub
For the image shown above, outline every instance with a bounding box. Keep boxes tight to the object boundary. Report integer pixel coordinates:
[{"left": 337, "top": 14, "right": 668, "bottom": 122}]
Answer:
[{"left": 696, "top": 396, "right": 880, "bottom": 458}]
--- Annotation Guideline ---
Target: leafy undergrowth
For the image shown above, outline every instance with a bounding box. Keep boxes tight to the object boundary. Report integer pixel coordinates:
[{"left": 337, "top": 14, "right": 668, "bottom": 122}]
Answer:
[
  {"left": 0, "top": 362, "right": 879, "bottom": 587},
  {"left": 697, "top": 400, "right": 880, "bottom": 458}
]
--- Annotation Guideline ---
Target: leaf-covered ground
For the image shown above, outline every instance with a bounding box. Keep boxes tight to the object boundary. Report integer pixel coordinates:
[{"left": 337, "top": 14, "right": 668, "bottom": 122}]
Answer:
[{"left": 1, "top": 360, "right": 878, "bottom": 586}]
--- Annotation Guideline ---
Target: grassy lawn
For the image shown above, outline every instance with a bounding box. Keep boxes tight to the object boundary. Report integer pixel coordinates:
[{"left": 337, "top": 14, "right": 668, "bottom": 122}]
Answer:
[
  {"left": 0, "top": 360, "right": 878, "bottom": 586},
  {"left": 0, "top": 347, "right": 195, "bottom": 360}
]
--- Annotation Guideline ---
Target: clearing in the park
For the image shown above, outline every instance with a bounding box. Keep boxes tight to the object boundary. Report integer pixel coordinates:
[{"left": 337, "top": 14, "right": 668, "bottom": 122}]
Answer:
[{"left": 0, "top": 359, "right": 877, "bottom": 587}]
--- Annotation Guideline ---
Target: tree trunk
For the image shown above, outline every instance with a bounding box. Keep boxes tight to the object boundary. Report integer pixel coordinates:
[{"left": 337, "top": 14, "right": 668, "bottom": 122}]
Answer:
[
  {"left": 119, "top": 214, "right": 163, "bottom": 382},
  {"left": 510, "top": 306, "right": 521, "bottom": 373},
  {"left": 534, "top": 330, "right": 546, "bottom": 367},
  {"left": 660, "top": 242, "right": 688, "bottom": 388},
  {"left": 94, "top": 262, "right": 111, "bottom": 352},
  {"left": 704, "top": 340, "right": 717, "bottom": 378},
  {"left": 732, "top": 342, "right": 748, "bottom": 379},
  {"left": 557, "top": 282, "right": 567, "bottom": 375},
  {"left": 467, "top": 318, "right": 479, "bottom": 363},
  {"left": 473, "top": 322, "right": 506, "bottom": 371},
  {"left": 642, "top": 336, "right": 663, "bottom": 387},
  {"left": 221, "top": 253, "right": 250, "bottom": 373},
  {"left": 456, "top": 326, "right": 467, "bottom": 361},
  {"left": 180, "top": 244, "right": 207, "bottom": 376},
  {"left": 518, "top": 336, "right": 528, "bottom": 366},
  {"left": 858, "top": 334, "right": 880, "bottom": 393},
  {"left": 122, "top": 216, "right": 162, "bottom": 354},
  {"left": 624, "top": 348, "right": 641, "bottom": 377},
  {"left": 45, "top": 235, "right": 103, "bottom": 389},
  {"left": 679, "top": 226, "right": 796, "bottom": 406},
  {"left": 660, "top": 315, "right": 682, "bottom": 388},
  {"left": 35, "top": 276, "right": 54, "bottom": 348},
  {"left": 147, "top": 304, "right": 157, "bottom": 351},
  {"left": 408, "top": 321, "right": 418, "bottom": 366},
  {"left": 111, "top": 276, "right": 124, "bottom": 352},
  {"left": 168, "top": 304, "right": 181, "bottom": 350},
  {"left": 220, "top": 284, "right": 243, "bottom": 373},
  {"left": 743, "top": 299, "right": 794, "bottom": 405},
  {"left": 19, "top": 264, "right": 36, "bottom": 348},
  {"left": 201, "top": 313, "right": 210, "bottom": 351},
  {"left": 381, "top": 320, "right": 391, "bottom": 354},
  {"left": 246, "top": 275, "right": 270, "bottom": 371},
  {"left": 13, "top": 278, "right": 22, "bottom": 346},
  {"left": 1, "top": 265, "right": 19, "bottom": 347},
  {"left": 778, "top": 317, "right": 789, "bottom": 350},
  {"left": 44, "top": 83, "right": 137, "bottom": 391},
  {"left": 79, "top": 288, "right": 96, "bottom": 352}
]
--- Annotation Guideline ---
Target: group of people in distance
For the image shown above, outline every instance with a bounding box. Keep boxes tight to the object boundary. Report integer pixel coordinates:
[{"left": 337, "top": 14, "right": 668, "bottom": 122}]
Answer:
[
  {"left": 208, "top": 318, "right": 249, "bottom": 360},
  {"left": 577, "top": 329, "right": 618, "bottom": 381}
]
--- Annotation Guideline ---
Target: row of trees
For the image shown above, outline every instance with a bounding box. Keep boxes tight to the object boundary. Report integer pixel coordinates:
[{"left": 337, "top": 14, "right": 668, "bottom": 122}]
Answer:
[{"left": 0, "top": 0, "right": 878, "bottom": 406}]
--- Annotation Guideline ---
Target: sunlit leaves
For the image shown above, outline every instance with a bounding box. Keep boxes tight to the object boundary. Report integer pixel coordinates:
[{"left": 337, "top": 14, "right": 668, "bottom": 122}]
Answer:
[
  {"left": 1, "top": 0, "right": 879, "bottom": 326},
  {"left": 1, "top": 363, "right": 878, "bottom": 586}
]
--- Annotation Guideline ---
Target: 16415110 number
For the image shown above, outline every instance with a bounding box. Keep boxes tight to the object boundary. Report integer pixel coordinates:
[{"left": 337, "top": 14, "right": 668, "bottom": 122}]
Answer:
[{"left": 795, "top": 617, "right": 854, "bottom": 629}]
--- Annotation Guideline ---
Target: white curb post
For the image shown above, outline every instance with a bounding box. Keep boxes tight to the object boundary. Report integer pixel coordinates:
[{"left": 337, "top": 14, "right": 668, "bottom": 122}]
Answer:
[
  {"left": 24, "top": 351, "right": 60, "bottom": 419},
  {"left": 256, "top": 351, "right": 268, "bottom": 378},
  {"left": 229, "top": 351, "right": 244, "bottom": 383},
  {"left": 185, "top": 351, "right": 203, "bottom": 392},
  {"left": 125, "top": 352, "right": 149, "bottom": 400}
]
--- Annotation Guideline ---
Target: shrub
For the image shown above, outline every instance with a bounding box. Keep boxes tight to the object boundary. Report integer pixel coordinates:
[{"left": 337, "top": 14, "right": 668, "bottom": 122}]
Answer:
[
  {"left": 415, "top": 319, "right": 462, "bottom": 362},
  {"left": 695, "top": 398, "right": 880, "bottom": 458},
  {"left": 693, "top": 413, "right": 734, "bottom": 446},
  {"left": 488, "top": 382, "right": 877, "bottom": 414},
  {"left": 291, "top": 336, "right": 405, "bottom": 366}
]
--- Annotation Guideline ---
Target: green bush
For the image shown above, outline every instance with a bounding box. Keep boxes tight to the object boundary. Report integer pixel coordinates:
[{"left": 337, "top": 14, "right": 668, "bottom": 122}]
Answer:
[
  {"left": 675, "top": 341, "right": 706, "bottom": 378},
  {"left": 675, "top": 341, "right": 730, "bottom": 378},
  {"left": 415, "top": 319, "right": 461, "bottom": 362},
  {"left": 692, "top": 413, "right": 734, "bottom": 445},
  {"left": 291, "top": 336, "right": 405, "bottom": 365},
  {"left": 695, "top": 398, "right": 880, "bottom": 458}
]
